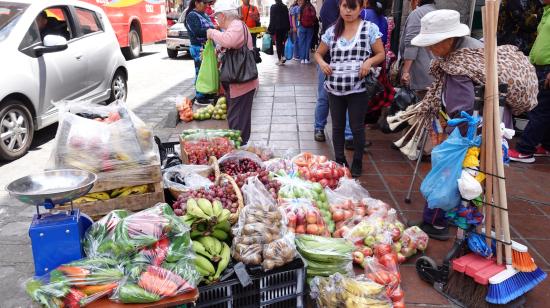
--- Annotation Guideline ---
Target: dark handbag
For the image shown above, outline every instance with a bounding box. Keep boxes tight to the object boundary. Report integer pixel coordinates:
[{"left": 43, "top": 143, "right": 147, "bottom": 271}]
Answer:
[
  {"left": 380, "top": 86, "right": 418, "bottom": 134},
  {"left": 220, "top": 23, "right": 259, "bottom": 83},
  {"left": 364, "top": 73, "right": 384, "bottom": 99}
]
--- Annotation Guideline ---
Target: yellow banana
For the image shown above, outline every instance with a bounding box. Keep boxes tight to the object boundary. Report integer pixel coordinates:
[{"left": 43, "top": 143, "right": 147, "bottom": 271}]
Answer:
[
  {"left": 117, "top": 185, "right": 148, "bottom": 198},
  {"left": 72, "top": 196, "right": 98, "bottom": 204},
  {"left": 86, "top": 192, "right": 110, "bottom": 200},
  {"left": 110, "top": 187, "right": 126, "bottom": 198},
  {"left": 187, "top": 199, "right": 210, "bottom": 220}
]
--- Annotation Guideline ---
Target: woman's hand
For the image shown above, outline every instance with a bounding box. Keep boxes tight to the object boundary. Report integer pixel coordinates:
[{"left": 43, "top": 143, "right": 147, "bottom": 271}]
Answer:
[
  {"left": 359, "top": 60, "right": 372, "bottom": 78},
  {"left": 320, "top": 62, "right": 333, "bottom": 76},
  {"left": 206, "top": 29, "right": 213, "bottom": 40},
  {"left": 401, "top": 71, "right": 410, "bottom": 85}
]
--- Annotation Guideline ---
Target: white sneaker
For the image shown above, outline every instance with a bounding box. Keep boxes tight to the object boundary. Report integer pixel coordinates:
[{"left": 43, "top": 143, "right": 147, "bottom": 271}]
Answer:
[
  {"left": 293, "top": 57, "right": 300, "bottom": 61},
  {"left": 301, "top": 60, "right": 305, "bottom": 64},
  {"left": 303, "top": 59, "right": 310, "bottom": 64}
]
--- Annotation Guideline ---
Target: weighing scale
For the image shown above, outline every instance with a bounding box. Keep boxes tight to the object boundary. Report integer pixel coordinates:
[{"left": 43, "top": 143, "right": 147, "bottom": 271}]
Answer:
[{"left": 6, "top": 169, "right": 97, "bottom": 276}]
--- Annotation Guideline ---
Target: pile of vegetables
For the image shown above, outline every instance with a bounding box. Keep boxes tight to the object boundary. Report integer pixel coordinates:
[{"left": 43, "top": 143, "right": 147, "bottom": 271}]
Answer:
[
  {"left": 26, "top": 204, "right": 200, "bottom": 307},
  {"left": 181, "top": 129, "right": 242, "bottom": 147},
  {"left": 176, "top": 97, "right": 194, "bottom": 123},
  {"left": 173, "top": 181, "right": 241, "bottom": 215},
  {"left": 295, "top": 235, "right": 354, "bottom": 279}
]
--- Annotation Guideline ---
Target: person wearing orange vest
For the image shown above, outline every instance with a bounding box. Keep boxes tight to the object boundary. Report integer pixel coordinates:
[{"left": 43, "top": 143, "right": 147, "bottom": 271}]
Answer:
[{"left": 241, "top": 0, "right": 260, "bottom": 47}]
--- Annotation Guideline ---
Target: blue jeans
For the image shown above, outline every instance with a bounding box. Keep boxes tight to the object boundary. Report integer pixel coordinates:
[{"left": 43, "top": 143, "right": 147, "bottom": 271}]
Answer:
[
  {"left": 290, "top": 31, "right": 300, "bottom": 59},
  {"left": 190, "top": 44, "right": 205, "bottom": 98},
  {"left": 516, "top": 67, "right": 550, "bottom": 154},
  {"left": 314, "top": 65, "right": 354, "bottom": 140},
  {"left": 298, "top": 26, "right": 313, "bottom": 61}
]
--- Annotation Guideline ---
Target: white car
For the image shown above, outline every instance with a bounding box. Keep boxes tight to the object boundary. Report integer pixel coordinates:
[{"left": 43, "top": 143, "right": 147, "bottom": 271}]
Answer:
[
  {"left": 166, "top": 14, "right": 190, "bottom": 59},
  {"left": 0, "top": 0, "right": 127, "bottom": 160}
]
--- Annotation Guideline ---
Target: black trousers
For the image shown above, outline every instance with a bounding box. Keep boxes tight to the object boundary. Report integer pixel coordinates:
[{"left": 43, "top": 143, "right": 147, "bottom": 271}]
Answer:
[
  {"left": 251, "top": 33, "right": 258, "bottom": 48},
  {"left": 328, "top": 91, "right": 370, "bottom": 162},
  {"left": 224, "top": 86, "right": 255, "bottom": 145},
  {"left": 274, "top": 30, "right": 288, "bottom": 60}
]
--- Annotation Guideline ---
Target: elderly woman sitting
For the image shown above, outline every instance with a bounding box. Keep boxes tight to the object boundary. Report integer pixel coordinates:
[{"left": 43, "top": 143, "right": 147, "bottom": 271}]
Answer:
[
  {"left": 206, "top": 2, "right": 259, "bottom": 145},
  {"left": 394, "top": 10, "right": 538, "bottom": 240}
]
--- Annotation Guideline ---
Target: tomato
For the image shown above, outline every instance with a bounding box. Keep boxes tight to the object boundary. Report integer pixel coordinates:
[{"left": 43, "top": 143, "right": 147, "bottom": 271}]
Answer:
[
  {"left": 322, "top": 168, "right": 332, "bottom": 179},
  {"left": 374, "top": 244, "right": 393, "bottom": 258},
  {"left": 319, "top": 179, "right": 329, "bottom": 188},
  {"left": 331, "top": 168, "right": 339, "bottom": 179},
  {"left": 390, "top": 288, "right": 405, "bottom": 303},
  {"left": 375, "top": 271, "right": 391, "bottom": 285},
  {"left": 392, "top": 299, "right": 406, "bottom": 308},
  {"left": 379, "top": 253, "right": 398, "bottom": 271}
]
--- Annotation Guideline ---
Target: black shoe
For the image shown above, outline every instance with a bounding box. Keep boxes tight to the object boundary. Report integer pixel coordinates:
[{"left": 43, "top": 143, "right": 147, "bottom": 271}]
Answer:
[
  {"left": 335, "top": 158, "right": 349, "bottom": 168},
  {"left": 345, "top": 139, "right": 372, "bottom": 152},
  {"left": 314, "top": 130, "right": 326, "bottom": 142},
  {"left": 418, "top": 222, "right": 450, "bottom": 241},
  {"left": 351, "top": 159, "right": 362, "bottom": 178}
]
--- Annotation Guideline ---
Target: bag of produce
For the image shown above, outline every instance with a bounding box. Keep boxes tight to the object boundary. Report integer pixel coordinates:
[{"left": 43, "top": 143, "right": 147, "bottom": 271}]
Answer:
[
  {"left": 274, "top": 173, "right": 334, "bottom": 233},
  {"left": 240, "top": 141, "right": 275, "bottom": 161},
  {"left": 298, "top": 160, "right": 351, "bottom": 189},
  {"left": 49, "top": 101, "right": 159, "bottom": 175},
  {"left": 264, "top": 158, "right": 297, "bottom": 175},
  {"left": 325, "top": 178, "right": 370, "bottom": 237},
  {"left": 364, "top": 257, "right": 405, "bottom": 307},
  {"left": 295, "top": 234, "right": 354, "bottom": 278},
  {"left": 163, "top": 164, "right": 214, "bottom": 193},
  {"left": 181, "top": 131, "right": 236, "bottom": 165},
  {"left": 310, "top": 273, "right": 392, "bottom": 308},
  {"left": 181, "top": 129, "right": 242, "bottom": 147},
  {"left": 279, "top": 198, "right": 329, "bottom": 236},
  {"left": 218, "top": 150, "right": 264, "bottom": 176},
  {"left": 25, "top": 258, "right": 125, "bottom": 307},
  {"left": 399, "top": 226, "right": 429, "bottom": 257},
  {"left": 84, "top": 209, "right": 130, "bottom": 257},
  {"left": 232, "top": 177, "right": 297, "bottom": 270}
]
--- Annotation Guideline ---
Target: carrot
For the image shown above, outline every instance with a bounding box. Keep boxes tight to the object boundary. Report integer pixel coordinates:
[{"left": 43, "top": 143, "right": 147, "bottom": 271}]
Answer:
[
  {"left": 77, "top": 282, "right": 118, "bottom": 296},
  {"left": 138, "top": 272, "right": 178, "bottom": 297},
  {"left": 57, "top": 266, "right": 90, "bottom": 283}
]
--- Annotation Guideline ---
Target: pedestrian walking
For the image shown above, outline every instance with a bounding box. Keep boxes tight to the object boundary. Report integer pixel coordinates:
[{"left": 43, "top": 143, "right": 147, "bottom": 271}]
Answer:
[
  {"left": 240, "top": 0, "right": 260, "bottom": 48},
  {"left": 298, "top": 0, "right": 317, "bottom": 63},
  {"left": 497, "top": 0, "right": 543, "bottom": 56},
  {"left": 509, "top": 0, "right": 550, "bottom": 163},
  {"left": 185, "top": 0, "right": 215, "bottom": 101},
  {"left": 399, "top": 0, "right": 436, "bottom": 99},
  {"left": 268, "top": 0, "right": 291, "bottom": 65},
  {"left": 289, "top": 0, "right": 301, "bottom": 60},
  {"left": 207, "top": 1, "right": 259, "bottom": 145},
  {"left": 361, "top": 0, "right": 388, "bottom": 45},
  {"left": 314, "top": 0, "right": 385, "bottom": 177}
]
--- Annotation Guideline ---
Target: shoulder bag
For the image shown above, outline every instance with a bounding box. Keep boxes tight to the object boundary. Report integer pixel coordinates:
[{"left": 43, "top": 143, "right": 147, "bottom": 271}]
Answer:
[{"left": 220, "top": 23, "right": 259, "bottom": 83}]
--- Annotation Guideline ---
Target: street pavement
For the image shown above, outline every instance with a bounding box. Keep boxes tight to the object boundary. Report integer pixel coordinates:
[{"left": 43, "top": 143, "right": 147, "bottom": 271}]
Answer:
[{"left": 1, "top": 43, "right": 549, "bottom": 307}]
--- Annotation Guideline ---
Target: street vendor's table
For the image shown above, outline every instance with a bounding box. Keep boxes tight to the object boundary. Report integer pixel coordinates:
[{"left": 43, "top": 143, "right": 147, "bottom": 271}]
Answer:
[{"left": 88, "top": 289, "right": 198, "bottom": 308}]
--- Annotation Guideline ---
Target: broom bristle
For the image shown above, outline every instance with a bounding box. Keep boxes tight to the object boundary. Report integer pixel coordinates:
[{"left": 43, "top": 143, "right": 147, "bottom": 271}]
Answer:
[
  {"left": 512, "top": 250, "right": 537, "bottom": 272},
  {"left": 516, "top": 268, "right": 547, "bottom": 294},
  {"left": 464, "top": 283, "right": 489, "bottom": 308},
  {"left": 444, "top": 271, "right": 481, "bottom": 306}
]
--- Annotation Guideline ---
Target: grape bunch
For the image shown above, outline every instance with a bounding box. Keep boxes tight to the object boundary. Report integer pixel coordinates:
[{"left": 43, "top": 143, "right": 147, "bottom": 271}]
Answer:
[
  {"left": 234, "top": 170, "right": 282, "bottom": 200},
  {"left": 172, "top": 183, "right": 240, "bottom": 216},
  {"left": 220, "top": 158, "right": 262, "bottom": 176}
]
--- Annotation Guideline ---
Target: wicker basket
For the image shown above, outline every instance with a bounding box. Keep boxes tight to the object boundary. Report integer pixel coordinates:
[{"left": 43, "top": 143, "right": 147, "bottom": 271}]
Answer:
[
  {"left": 216, "top": 173, "right": 244, "bottom": 225},
  {"left": 168, "top": 156, "right": 220, "bottom": 199}
]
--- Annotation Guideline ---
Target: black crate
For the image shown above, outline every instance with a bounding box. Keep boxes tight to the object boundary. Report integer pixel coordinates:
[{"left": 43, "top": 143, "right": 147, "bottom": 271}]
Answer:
[{"left": 194, "top": 258, "right": 306, "bottom": 308}]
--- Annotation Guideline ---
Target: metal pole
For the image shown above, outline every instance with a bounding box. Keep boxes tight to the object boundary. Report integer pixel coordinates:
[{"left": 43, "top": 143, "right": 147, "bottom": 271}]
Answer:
[{"left": 405, "top": 126, "right": 429, "bottom": 203}]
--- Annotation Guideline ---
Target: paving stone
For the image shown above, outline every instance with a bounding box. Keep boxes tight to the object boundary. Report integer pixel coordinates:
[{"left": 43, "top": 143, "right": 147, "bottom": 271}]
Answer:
[
  {"left": 269, "top": 132, "right": 298, "bottom": 141},
  {"left": 296, "top": 96, "right": 317, "bottom": 103},
  {"left": 271, "top": 116, "right": 297, "bottom": 124},
  {"left": 273, "top": 96, "right": 296, "bottom": 104},
  {"left": 269, "top": 140, "right": 300, "bottom": 149},
  {"left": 254, "top": 96, "right": 274, "bottom": 103},
  {"left": 272, "top": 103, "right": 296, "bottom": 110},
  {"left": 297, "top": 108, "right": 315, "bottom": 116},
  {"left": 251, "top": 124, "right": 271, "bottom": 133},
  {"left": 273, "top": 109, "right": 296, "bottom": 116},
  {"left": 271, "top": 124, "right": 299, "bottom": 132}
]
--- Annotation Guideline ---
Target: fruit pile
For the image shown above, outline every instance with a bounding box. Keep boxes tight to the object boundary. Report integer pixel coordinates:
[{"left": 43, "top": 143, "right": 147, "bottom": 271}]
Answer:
[
  {"left": 295, "top": 235, "right": 354, "bottom": 279},
  {"left": 220, "top": 158, "right": 263, "bottom": 177},
  {"left": 330, "top": 199, "right": 368, "bottom": 237},
  {"left": 72, "top": 184, "right": 149, "bottom": 204},
  {"left": 280, "top": 199, "right": 329, "bottom": 236},
  {"left": 177, "top": 97, "right": 193, "bottom": 122},
  {"left": 183, "top": 137, "right": 234, "bottom": 165},
  {"left": 364, "top": 256, "right": 405, "bottom": 308},
  {"left": 173, "top": 183, "right": 240, "bottom": 215},
  {"left": 298, "top": 161, "right": 350, "bottom": 189},
  {"left": 180, "top": 198, "right": 232, "bottom": 283},
  {"left": 234, "top": 170, "right": 281, "bottom": 200},
  {"left": 193, "top": 104, "right": 215, "bottom": 121},
  {"left": 211, "top": 97, "right": 227, "bottom": 120},
  {"left": 181, "top": 129, "right": 242, "bottom": 148}
]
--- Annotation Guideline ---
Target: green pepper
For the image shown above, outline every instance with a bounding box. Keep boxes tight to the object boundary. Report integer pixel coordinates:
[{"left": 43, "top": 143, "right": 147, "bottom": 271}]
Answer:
[{"left": 118, "top": 283, "right": 160, "bottom": 303}]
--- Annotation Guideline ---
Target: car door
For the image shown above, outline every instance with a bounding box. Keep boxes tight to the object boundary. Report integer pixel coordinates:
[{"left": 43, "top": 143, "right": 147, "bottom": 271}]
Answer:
[
  {"left": 28, "top": 6, "right": 88, "bottom": 119},
  {"left": 72, "top": 6, "right": 111, "bottom": 98}
]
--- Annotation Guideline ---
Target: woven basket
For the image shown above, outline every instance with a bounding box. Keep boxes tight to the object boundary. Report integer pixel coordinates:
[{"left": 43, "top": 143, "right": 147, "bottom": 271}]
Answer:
[
  {"left": 168, "top": 156, "right": 220, "bottom": 199},
  {"left": 216, "top": 173, "right": 244, "bottom": 225}
]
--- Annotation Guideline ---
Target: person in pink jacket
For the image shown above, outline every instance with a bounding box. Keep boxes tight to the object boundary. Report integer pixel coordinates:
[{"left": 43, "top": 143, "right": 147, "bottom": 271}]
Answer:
[{"left": 207, "top": 2, "right": 259, "bottom": 145}]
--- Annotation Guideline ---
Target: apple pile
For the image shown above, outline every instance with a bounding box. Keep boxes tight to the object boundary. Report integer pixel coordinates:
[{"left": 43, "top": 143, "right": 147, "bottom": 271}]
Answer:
[
  {"left": 297, "top": 161, "right": 351, "bottom": 189},
  {"left": 280, "top": 199, "right": 329, "bottom": 236},
  {"left": 183, "top": 137, "right": 234, "bottom": 165},
  {"left": 399, "top": 226, "right": 429, "bottom": 257},
  {"left": 329, "top": 199, "right": 368, "bottom": 237}
]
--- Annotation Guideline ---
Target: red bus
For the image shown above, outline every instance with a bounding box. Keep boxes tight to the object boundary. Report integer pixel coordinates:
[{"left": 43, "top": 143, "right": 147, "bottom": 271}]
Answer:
[{"left": 82, "top": 0, "right": 167, "bottom": 59}]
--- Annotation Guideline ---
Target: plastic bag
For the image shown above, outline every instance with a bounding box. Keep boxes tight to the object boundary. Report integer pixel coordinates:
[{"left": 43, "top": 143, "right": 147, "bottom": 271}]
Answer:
[
  {"left": 218, "top": 150, "right": 264, "bottom": 176},
  {"left": 25, "top": 259, "right": 125, "bottom": 307},
  {"left": 261, "top": 33, "right": 273, "bottom": 54},
  {"left": 399, "top": 226, "right": 429, "bottom": 257},
  {"left": 84, "top": 209, "right": 130, "bottom": 257},
  {"left": 457, "top": 170, "right": 482, "bottom": 200},
  {"left": 284, "top": 37, "right": 293, "bottom": 60},
  {"left": 196, "top": 40, "right": 219, "bottom": 94},
  {"left": 232, "top": 177, "right": 296, "bottom": 270},
  {"left": 298, "top": 160, "right": 351, "bottom": 189},
  {"left": 310, "top": 273, "right": 392, "bottom": 308},
  {"left": 181, "top": 129, "right": 242, "bottom": 146},
  {"left": 279, "top": 198, "right": 329, "bottom": 236},
  {"left": 49, "top": 101, "right": 159, "bottom": 176},
  {"left": 421, "top": 112, "right": 481, "bottom": 210},
  {"left": 326, "top": 178, "right": 371, "bottom": 236},
  {"left": 240, "top": 141, "right": 275, "bottom": 161},
  {"left": 163, "top": 164, "right": 213, "bottom": 192},
  {"left": 264, "top": 158, "right": 296, "bottom": 174},
  {"left": 295, "top": 234, "right": 354, "bottom": 278},
  {"left": 364, "top": 257, "right": 405, "bottom": 306}
]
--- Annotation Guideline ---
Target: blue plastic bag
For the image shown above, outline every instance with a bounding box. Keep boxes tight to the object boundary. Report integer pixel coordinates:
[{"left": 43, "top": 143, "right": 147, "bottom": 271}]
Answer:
[
  {"left": 262, "top": 34, "right": 273, "bottom": 55},
  {"left": 420, "top": 112, "right": 481, "bottom": 210},
  {"left": 284, "top": 38, "right": 293, "bottom": 60}
]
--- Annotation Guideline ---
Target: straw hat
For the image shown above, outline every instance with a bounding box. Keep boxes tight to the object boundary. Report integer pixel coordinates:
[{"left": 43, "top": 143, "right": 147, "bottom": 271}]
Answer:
[
  {"left": 411, "top": 10, "right": 471, "bottom": 47},
  {"left": 212, "top": 1, "right": 239, "bottom": 13}
]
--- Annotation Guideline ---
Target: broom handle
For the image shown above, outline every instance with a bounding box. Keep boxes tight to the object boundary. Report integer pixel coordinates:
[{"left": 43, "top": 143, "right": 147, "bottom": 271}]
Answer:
[{"left": 481, "top": 4, "right": 496, "bottom": 250}]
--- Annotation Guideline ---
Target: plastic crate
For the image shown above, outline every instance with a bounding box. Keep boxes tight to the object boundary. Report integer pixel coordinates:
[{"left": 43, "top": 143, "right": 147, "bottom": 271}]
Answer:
[{"left": 194, "top": 258, "right": 306, "bottom": 308}]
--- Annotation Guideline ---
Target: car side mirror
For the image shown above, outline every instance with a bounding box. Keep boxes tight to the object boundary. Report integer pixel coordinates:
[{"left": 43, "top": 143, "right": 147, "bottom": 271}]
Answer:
[{"left": 33, "top": 35, "right": 68, "bottom": 57}]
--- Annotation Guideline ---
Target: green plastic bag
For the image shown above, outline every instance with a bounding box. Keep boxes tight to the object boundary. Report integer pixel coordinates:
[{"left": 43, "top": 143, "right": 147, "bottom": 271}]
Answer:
[{"left": 196, "top": 40, "right": 219, "bottom": 94}]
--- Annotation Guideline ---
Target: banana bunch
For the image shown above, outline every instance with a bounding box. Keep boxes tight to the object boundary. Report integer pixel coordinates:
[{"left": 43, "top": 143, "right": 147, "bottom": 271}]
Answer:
[
  {"left": 342, "top": 277, "right": 390, "bottom": 307},
  {"left": 181, "top": 198, "right": 231, "bottom": 241},
  {"left": 72, "top": 185, "right": 149, "bottom": 205},
  {"left": 193, "top": 237, "right": 231, "bottom": 283}
]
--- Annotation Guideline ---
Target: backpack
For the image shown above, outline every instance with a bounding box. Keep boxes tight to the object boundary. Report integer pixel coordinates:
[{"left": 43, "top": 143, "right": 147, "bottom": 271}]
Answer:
[{"left": 300, "top": 4, "right": 316, "bottom": 28}]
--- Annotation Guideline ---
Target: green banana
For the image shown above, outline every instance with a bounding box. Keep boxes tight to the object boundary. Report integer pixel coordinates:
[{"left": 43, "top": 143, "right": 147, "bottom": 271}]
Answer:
[
  {"left": 192, "top": 241, "right": 213, "bottom": 259},
  {"left": 190, "top": 230, "right": 203, "bottom": 239},
  {"left": 212, "top": 200, "right": 223, "bottom": 218},
  {"left": 194, "top": 255, "right": 215, "bottom": 275},
  {"left": 217, "top": 209, "right": 231, "bottom": 223},
  {"left": 198, "top": 236, "right": 222, "bottom": 256},
  {"left": 195, "top": 265, "right": 211, "bottom": 276},
  {"left": 197, "top": 198, "right": 214, "bottom": 217},
  {"left": 214, "top": 220, "right": 231, "bottom": 233},
  {"left": 213, "top": 242, "right": 231, "bottom": 279},
  {"left": 211, "top": 229, "right": 228, "bottom": 241},
  {"left": 187, "top": 199, "right": 210, "bottom": 220},
  {"left": 181, "top": 214, "right": 196, "bottom": 226}
]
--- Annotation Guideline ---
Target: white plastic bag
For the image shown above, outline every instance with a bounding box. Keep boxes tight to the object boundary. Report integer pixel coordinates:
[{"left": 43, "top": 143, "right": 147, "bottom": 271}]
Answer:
[{"left": 457, "top": 170, "right": 482, "bottom": 200}]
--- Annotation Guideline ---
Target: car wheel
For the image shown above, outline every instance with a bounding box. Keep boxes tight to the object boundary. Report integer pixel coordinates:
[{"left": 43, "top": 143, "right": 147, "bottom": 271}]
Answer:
[
  {"left": 109, "top": 70, "right": 127, "bottom": 103},
  {"left": 123, "top": 28, "right": 141, "bottom": 60},
  {"left": 0, "top": 101, "right": 34, "bottom": 161},
  {"left": 167, "top": 48, "right": 178, "bottom": 59}
]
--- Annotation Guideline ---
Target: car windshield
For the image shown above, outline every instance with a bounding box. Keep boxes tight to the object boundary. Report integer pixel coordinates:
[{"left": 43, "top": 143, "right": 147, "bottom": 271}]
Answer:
[{"left": 0, "top": 2, "right": 29, "bottom": 42}]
